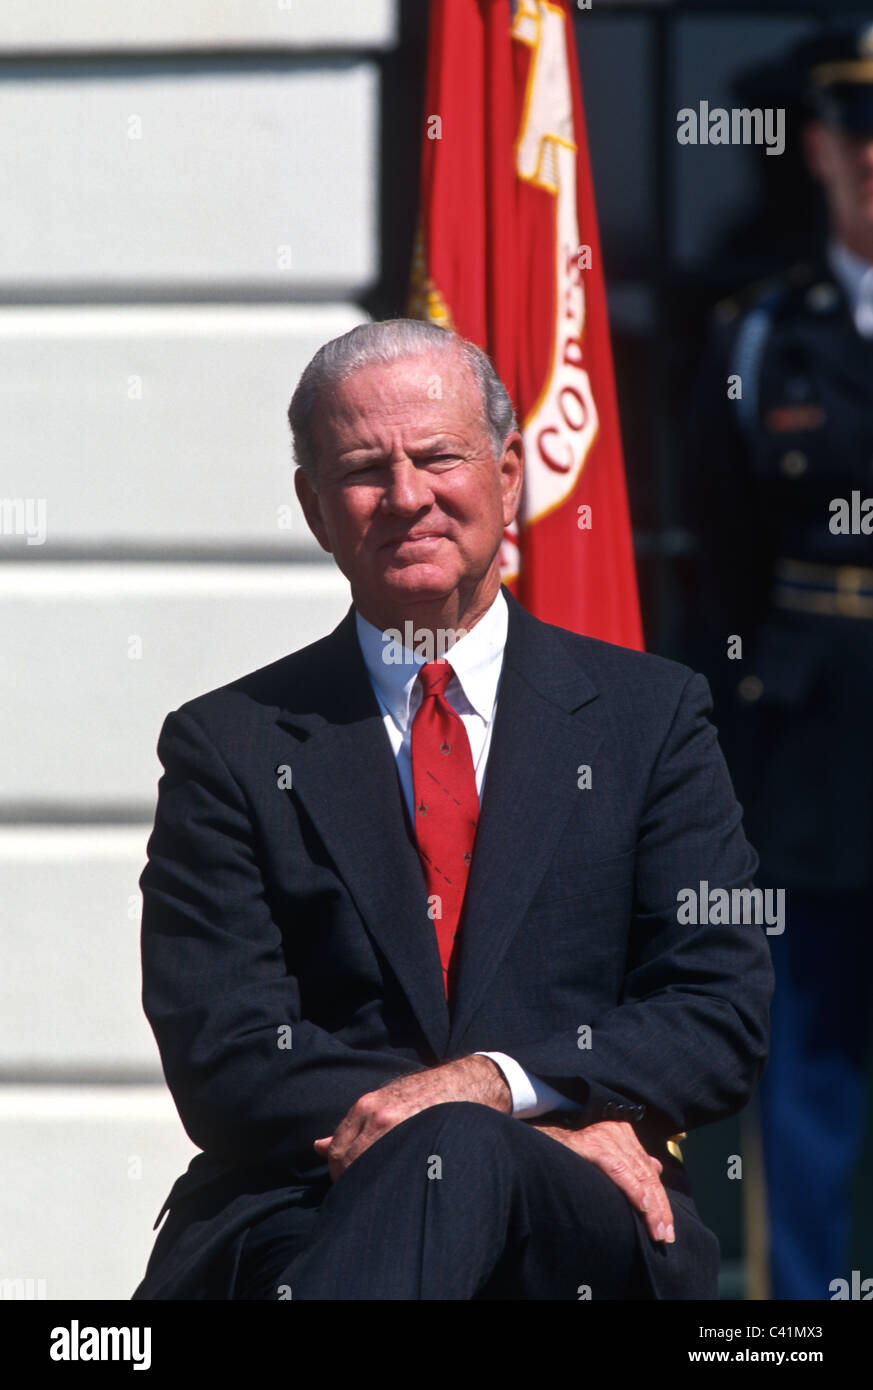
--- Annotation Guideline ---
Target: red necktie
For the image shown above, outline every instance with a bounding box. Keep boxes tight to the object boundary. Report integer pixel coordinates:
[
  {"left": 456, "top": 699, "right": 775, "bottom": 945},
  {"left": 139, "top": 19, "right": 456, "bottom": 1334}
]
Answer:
[{"left": 410, "top": 660, "right": 479, "bottom": 1004}]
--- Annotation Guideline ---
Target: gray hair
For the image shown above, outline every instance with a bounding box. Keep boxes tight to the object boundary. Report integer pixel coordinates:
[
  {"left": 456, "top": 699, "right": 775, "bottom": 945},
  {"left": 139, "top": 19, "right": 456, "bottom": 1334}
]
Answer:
[{"left": 287, "top": 318, "right": 518, "bottom": 484}]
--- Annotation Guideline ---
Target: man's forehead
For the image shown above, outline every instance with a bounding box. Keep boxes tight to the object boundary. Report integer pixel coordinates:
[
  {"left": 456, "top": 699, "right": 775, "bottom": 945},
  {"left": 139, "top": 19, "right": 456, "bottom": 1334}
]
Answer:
[{"left": 320, "top": 352, "right": 487, "bottom": 439}]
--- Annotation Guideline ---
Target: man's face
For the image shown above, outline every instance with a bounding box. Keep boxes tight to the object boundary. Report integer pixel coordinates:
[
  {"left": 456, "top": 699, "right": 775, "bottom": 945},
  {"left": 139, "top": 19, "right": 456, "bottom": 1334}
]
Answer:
[
  {"left": 804, "top": 119, "right": 873, "bottom": 238},
  {"left": 294, "top": 349, "right": 523, "bottom": 623}
]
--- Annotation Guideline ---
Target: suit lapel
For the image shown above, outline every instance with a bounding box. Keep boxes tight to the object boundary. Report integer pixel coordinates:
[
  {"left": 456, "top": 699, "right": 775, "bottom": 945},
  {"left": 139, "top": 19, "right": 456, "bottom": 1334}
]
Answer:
[
  {"left": 276, "top": 605, "right": 450, "bottom": 1058},
  {"left": 275, "top": 587, "right": 602, "bottom": 1059},
  {"left": 448, "top": 588, "right": 602, "bottom": 1046},
  {"left": 792, "top": 278, "right": 873, "bottom": 402}
]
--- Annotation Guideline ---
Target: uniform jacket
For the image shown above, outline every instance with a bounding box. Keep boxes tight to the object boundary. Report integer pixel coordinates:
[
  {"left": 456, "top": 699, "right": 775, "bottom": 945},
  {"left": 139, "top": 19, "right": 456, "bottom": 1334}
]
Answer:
[
  {"left": 132, "top": 585, "right": 773, "bottom": 1299},
  {"left": 687, "top": 258, "right": 873, "bottom": 895}
]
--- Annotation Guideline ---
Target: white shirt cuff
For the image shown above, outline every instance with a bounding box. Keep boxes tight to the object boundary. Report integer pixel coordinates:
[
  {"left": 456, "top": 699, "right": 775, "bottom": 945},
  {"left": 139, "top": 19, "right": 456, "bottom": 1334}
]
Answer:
[{"left": 475, "top": 1051, "right": 578, "bottom": 1118}]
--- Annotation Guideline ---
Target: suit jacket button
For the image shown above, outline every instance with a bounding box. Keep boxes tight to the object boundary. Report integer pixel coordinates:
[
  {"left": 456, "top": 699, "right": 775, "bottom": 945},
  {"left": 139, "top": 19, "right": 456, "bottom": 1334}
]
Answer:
[
  {"left": 630, "top": 1104, "right": 646, "bottom": 1123},
  {"left": 738, "top": 675, "right": 763, "bottom": 703},
  {"left": 779, "top": 449, "right": 807, "bottom": 477},
  {"left": 805, "top": 281, "right": 839, "bottom": 312}
]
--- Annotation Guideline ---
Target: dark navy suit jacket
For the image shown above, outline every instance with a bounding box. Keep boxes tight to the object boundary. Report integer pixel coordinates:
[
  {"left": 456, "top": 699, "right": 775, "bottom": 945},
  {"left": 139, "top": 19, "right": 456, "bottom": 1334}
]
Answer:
[{"left": 132, "top": 584, "right": 773, "bottom": 1299}]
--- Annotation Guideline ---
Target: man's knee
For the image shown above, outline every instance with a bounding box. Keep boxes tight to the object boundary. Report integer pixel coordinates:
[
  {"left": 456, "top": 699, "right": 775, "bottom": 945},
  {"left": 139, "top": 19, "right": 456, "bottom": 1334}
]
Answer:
[
  {"left": 403, "top": 1100, "right": 515, "bottom": 1138},
  {"left": 374, "top": 1101, "right": 518, "bottom": 1169}
]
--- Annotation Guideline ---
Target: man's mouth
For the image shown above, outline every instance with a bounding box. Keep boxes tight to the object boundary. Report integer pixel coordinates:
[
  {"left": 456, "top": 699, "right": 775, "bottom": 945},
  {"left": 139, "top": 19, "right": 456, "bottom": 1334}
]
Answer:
[{"left": 383, "top": 533, "right": 446, "bottom": 547}]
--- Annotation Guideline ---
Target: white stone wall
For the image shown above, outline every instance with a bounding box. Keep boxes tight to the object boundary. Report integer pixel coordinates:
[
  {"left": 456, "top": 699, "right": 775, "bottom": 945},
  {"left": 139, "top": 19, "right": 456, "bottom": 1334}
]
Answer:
[{"left": 0, "top": 0, "right": 396, "bottom": 1300}]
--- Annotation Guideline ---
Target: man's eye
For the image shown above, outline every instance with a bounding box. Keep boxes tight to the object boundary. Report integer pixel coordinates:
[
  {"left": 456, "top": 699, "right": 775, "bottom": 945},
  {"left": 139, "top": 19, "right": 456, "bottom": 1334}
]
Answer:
[{"left": 344, "top": 455, "right": 458, "bottom": 477}]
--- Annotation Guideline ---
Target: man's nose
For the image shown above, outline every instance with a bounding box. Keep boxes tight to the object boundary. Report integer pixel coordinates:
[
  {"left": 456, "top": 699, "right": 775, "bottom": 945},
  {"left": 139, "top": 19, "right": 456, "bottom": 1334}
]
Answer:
[{"left": 381, "top": 458, "right": 434, "bottom": 512}]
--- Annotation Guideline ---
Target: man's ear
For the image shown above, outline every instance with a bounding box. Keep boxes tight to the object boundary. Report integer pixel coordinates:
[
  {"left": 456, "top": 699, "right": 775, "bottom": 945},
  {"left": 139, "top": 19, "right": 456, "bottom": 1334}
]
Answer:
[
  {"left": 293, "top": 468, "right": 333, "bottom": 555},
  {"left": 499, "top": 431, "right": 525, "bottom": 530}
]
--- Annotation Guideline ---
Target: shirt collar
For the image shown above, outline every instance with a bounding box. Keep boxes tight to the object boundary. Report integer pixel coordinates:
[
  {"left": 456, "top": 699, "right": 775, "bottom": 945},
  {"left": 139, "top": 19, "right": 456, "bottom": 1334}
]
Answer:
[
  {"left": 355, "top": 587, "right": 508, "bottom": 732},
  {"left": 827, "top": 238, "right": 873, "bottom": 315}
]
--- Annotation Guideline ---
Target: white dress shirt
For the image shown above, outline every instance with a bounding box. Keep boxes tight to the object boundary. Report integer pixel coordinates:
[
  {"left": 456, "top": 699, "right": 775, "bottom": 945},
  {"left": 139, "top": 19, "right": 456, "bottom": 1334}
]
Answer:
[
  {"left": 354, "top": 587, "right": 576, "bottom": 1119},
  {"left": 827, "top": 239, "right": 873, "bottom": 339}
]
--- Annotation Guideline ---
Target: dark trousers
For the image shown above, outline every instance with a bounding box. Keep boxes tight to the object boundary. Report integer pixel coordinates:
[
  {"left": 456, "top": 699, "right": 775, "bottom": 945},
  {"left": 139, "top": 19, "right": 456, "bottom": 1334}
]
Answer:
[
  {"left": 232, "top": 1102, "right": 715, "bottom": 1300},
  {"left": 758, "top": 891, "right": 873, "bottom": 1300}
]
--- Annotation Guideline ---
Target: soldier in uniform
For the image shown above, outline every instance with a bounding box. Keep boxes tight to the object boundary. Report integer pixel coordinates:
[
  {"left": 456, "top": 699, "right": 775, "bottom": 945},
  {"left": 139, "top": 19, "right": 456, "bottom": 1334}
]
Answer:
[{"left": 687, "top": 23, "right": 873, "bottom": 1300}]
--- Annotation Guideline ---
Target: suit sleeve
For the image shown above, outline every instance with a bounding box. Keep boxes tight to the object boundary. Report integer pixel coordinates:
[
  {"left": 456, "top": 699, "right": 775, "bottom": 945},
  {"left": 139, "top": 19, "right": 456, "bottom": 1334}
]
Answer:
[
  {"left": 508, "top": 670, "right": 775, "bottom": 1141},
  {"left": 140, "top": 707, "right": 426, "bottom": 1179}
]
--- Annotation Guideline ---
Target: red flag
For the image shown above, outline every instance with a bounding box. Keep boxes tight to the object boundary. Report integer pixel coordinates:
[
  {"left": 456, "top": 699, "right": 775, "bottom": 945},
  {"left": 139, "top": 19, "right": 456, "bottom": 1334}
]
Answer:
[{"left": 409, "top": 0, "right": 643, "bottom": 649}]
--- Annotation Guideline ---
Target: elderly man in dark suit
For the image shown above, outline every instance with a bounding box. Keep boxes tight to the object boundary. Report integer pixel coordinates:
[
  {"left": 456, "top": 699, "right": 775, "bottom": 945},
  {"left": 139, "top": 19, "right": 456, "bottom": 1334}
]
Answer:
[{"left": 133, "top": 318, "right": 772, "bottom": 1301}]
